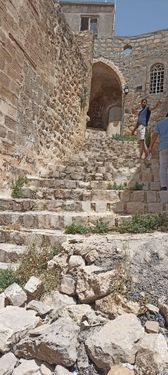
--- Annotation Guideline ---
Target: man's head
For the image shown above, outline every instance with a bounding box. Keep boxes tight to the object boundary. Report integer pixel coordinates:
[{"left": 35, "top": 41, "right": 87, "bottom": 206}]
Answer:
[{"left": 141, "top": 98, "right": 147, "bottom": 108}]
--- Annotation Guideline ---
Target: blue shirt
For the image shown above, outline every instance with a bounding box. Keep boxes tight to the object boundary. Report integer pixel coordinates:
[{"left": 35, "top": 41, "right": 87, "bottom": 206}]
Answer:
[
  {"left": 138, "top": 106, "right": 150, "bottom": 127},
  {"left": 155, "top": 118, "right": 168, "bottom": 151}
]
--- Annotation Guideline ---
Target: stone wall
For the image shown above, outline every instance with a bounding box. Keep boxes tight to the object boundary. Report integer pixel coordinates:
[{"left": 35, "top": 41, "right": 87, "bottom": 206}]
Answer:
[
  {"left": 94, "top": 29, "right": 168, "bottom": 132},
  {"left": 0, "top": 0, "right": 92, "bottom": 172}
]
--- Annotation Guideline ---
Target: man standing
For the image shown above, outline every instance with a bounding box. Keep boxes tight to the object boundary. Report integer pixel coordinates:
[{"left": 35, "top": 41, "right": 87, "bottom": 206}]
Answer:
[
  {"left": 132, "top": 99, "right": 161, "bottom": 159},
  {"left": 149, "top": 114, "right": 168, "bottom": 191}
]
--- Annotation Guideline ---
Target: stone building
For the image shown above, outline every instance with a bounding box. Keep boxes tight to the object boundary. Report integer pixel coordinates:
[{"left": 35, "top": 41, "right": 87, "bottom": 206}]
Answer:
[{"left": 60, "top": 0, "right": 168, "bottom": 136}]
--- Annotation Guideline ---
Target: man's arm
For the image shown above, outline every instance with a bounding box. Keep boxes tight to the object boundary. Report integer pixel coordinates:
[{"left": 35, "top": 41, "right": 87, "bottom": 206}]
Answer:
[
  {"left": 150, "top": 100, "right": 161, "bottom": 111},
  {"left": 148, "top": 132, "right": 159, "bottom": 153}
]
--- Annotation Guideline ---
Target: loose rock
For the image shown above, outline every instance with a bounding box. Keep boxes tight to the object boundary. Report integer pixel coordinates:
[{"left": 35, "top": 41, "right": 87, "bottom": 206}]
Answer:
[
  {"left": 4, "top": 283, "right": 27, "bottom": 307},
  {"left": 107, "top": 366, "right": 135, "bottom": 375},
  {"left": 145, "top": 320, "right": 160, "bottom": 333},
  {"left": 60, "top": 275, "right": 76, "bottom": 296},
  {"left": 13, "top": 359, "right": 40, "bottom": 375},
  {"left": 0, "top": 306, "right": 40, "bottom": 353},
  {"left": 54, "top": 365, "right": 71, "bottom": 375},
  {"left": 24, "top": 276, "right": 43, "bottom": 301},
  {"left": 76, "top": 265, "right": 119, "bottom": 303},
  {"left": 26, "top": 300, "right": 52, "bottom": 317},
  {"left": 95, "top": 293, "right": 140, "bottom": 318},
  {"left": 42, "top": 291, "right": 76, "bottom": 312},
  {"left": 68, "top": 255, "right": 85, "bottom": 269},
  {"left": 0, "top": 352, "right": 18, "bottom": 375},
  {"left": 136, "top": 333, "right": 168, "bottom": 374}
]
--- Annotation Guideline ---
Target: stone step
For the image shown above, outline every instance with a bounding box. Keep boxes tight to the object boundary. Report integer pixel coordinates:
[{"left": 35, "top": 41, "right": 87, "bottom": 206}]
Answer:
[
  {"left": 0, "top": 227, "right": 67, "bottom": 247},
  {"left": 0, "top": 243, "right": 26, "bottom": 263},
  {"left": 0, "top": 198, "right": 121, "bottom": 213},
  {"left": 22, "top": 188, "right": 121, "bottom": 201},
  {"left": 0, "top": 211, "right": 117, "bottom": 230}
]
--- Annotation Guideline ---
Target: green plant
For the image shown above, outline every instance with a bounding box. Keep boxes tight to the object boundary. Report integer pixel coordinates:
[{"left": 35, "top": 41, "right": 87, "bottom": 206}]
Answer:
[
  {"left": 112, "top": 134, "right": 136, "bottom": 142},
  {"left": 129, "top": 182, "right": 144, "bottom": 191},
  {"left": 92, "top": 222, "right": 109, "bottom": 234},
  {"left": 0, "top": 269, "right": 18, "bottom": 293},
  {"left": 65, "top": 223, "right": 89, "bottom": 234},
  {"left": 65, "top": 222, "right": 110, "bottom": 234},
  {"left": 11, "top": 176, "right": 28, "bottom": 199},
  {"left": 107, "top": 182, "right": 127, "bottom": 190},
  {"left": 118, "top": 214, "right": 167, "bottom": 234},
  {"left": 80, "top": 87, "right": 88, "bottom": 110}
]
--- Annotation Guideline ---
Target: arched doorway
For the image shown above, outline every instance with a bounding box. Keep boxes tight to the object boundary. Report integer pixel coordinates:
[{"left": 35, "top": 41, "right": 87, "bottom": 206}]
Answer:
[{"left": 88, "top": 59, "right": 124, "bottom": 135}]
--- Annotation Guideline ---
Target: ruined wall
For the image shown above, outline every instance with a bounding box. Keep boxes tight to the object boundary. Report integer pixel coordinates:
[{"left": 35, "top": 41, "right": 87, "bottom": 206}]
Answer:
[
  {"left": 0, "top": 0, "right": 92, "bottom": 171},
  {"left": 94, "top": 29, "right": 168, "bottom": 132}
]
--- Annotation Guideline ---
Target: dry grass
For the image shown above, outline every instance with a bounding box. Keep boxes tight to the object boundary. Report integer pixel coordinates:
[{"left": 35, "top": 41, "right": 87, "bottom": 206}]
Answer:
[{"left": 16, "top": 244, "right": 61, "bottom": 293}]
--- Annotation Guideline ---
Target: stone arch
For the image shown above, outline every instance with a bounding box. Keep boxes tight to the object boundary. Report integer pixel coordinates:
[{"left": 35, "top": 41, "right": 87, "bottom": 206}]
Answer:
[{"left": 88, "top": 58, "right": 125, "bottom": 132}]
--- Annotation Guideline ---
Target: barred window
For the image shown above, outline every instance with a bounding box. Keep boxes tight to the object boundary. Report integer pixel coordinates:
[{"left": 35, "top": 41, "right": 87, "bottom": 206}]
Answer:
[{"left": 150, "top": 63, "right": 164, "bottom": 94}]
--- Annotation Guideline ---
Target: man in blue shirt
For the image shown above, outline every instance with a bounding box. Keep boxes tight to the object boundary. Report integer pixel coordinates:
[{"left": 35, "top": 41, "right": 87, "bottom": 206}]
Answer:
[
  {"left": 132, "top": 99, "right": 161, "bottom": 159},
  {"left": 149, "top": 114, "right": 168, "bottom": 190}
]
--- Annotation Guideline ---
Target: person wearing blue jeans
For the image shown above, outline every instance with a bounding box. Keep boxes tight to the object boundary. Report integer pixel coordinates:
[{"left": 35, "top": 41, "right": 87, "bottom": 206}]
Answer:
[{"left": 149, "top": 114, "right": 168, "bottom": 191}]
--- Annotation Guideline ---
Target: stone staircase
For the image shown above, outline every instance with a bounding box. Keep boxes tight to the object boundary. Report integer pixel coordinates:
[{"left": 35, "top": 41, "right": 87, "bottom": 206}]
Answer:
[{"left": 0, "top": 128, "right": 167, "bottom": 270}]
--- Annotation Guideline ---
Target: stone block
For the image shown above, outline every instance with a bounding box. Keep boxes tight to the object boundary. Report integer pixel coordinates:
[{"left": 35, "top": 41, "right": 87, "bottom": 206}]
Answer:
[
  {"left": 132, "top": 191, "right": 145, "bottom": 202},
  {"left": 147, "top": 203, "right": 163, "bottom": 214},
  {"left": 126, "top": 202, "right": 145, "bottom": 214},
  {"left": 146, "top": 191, "right": 157, "bottom": 203}
]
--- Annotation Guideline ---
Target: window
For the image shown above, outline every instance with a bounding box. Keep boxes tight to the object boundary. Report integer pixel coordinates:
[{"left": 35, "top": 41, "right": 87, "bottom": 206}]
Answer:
[
  {"left": 123, "top": 44, "right": 132, "bottom": 56},
  {"left": 80, "top": 17, "right": 98, "bottom": 36},
  {"left": 150, "top": 63, "right": 164, "bottom": 94},
  {"left": 81, "top": 17, "right": 89, "bottom": 31}
]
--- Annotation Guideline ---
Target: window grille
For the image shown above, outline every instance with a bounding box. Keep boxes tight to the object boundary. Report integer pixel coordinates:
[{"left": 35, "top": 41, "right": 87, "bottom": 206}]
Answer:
[{"left": 150, "top": 63, "right": 164, "bottom": 94}]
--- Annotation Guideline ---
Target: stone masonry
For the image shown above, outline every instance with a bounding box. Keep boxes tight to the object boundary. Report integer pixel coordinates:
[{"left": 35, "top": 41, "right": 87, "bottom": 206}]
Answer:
[{"left": 0, "top": 0, "right": 92, "bottom": 168}]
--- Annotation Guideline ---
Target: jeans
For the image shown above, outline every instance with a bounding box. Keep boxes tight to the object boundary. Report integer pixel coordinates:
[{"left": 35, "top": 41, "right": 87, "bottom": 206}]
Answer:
[{"left": 160, "top": 149, "right": 168, "bottom": 187}]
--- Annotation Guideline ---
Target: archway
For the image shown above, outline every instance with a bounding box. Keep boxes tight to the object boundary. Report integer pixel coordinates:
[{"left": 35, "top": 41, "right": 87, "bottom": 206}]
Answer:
[{"left": 88, "top": 59, "right": 124, "bottom": 134}]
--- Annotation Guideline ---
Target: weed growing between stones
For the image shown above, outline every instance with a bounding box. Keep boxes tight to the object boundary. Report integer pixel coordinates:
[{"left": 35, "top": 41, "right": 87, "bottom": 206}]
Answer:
[
  {"left": 65, "top": 222, "right": 109, "bottom": 234},
  {"left": 11, "top": 176, "right": 28, "bottom": 198},
  {"left": 0, "top": 245, "right": 61, "bottom": 294},
  {"left": 107, "top": 182, "right": 128, "bottom": 190},
  {"left": 112, "top": 134, "right": 136, "bottom": 142},
  {"left": 129, "top": 182, "right": 144, "bottom": 191},
  {"left": 0, "top": 269, "right": 18, "bottom": 293},
  {"left": 118, "top": 214, "right": 168, "bottom": 234}
]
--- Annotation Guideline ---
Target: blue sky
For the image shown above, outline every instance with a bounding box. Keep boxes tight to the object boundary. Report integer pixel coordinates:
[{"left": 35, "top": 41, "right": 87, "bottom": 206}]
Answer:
[{"left": 115, "top": 0, "right": 168, "bottom": 36}]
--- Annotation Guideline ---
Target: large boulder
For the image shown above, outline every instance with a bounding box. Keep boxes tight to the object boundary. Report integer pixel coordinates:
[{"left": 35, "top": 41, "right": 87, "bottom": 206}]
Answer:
[
  {"left": 85, "top": 314, "right": 144, "bottom": 371},
  {"left": 76, "top": 265, "right": 120, "bottom": 303},
  {"left": 136, "top": 333, "right": 168, "bottom": 375},
  {"left": 0, "top": 352, "right": 18, "bottom": 375},
  {"left": 0, "top": 306, "right": 40, "bottom": 353},
  {"left": 14, "top": 317, "right": 80, "bottom": 366}
]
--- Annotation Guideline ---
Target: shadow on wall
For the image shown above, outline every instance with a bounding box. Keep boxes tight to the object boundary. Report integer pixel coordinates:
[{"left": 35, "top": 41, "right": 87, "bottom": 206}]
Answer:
[{"left": 87, "top": 61, "right": 122, "bottom": 133}]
